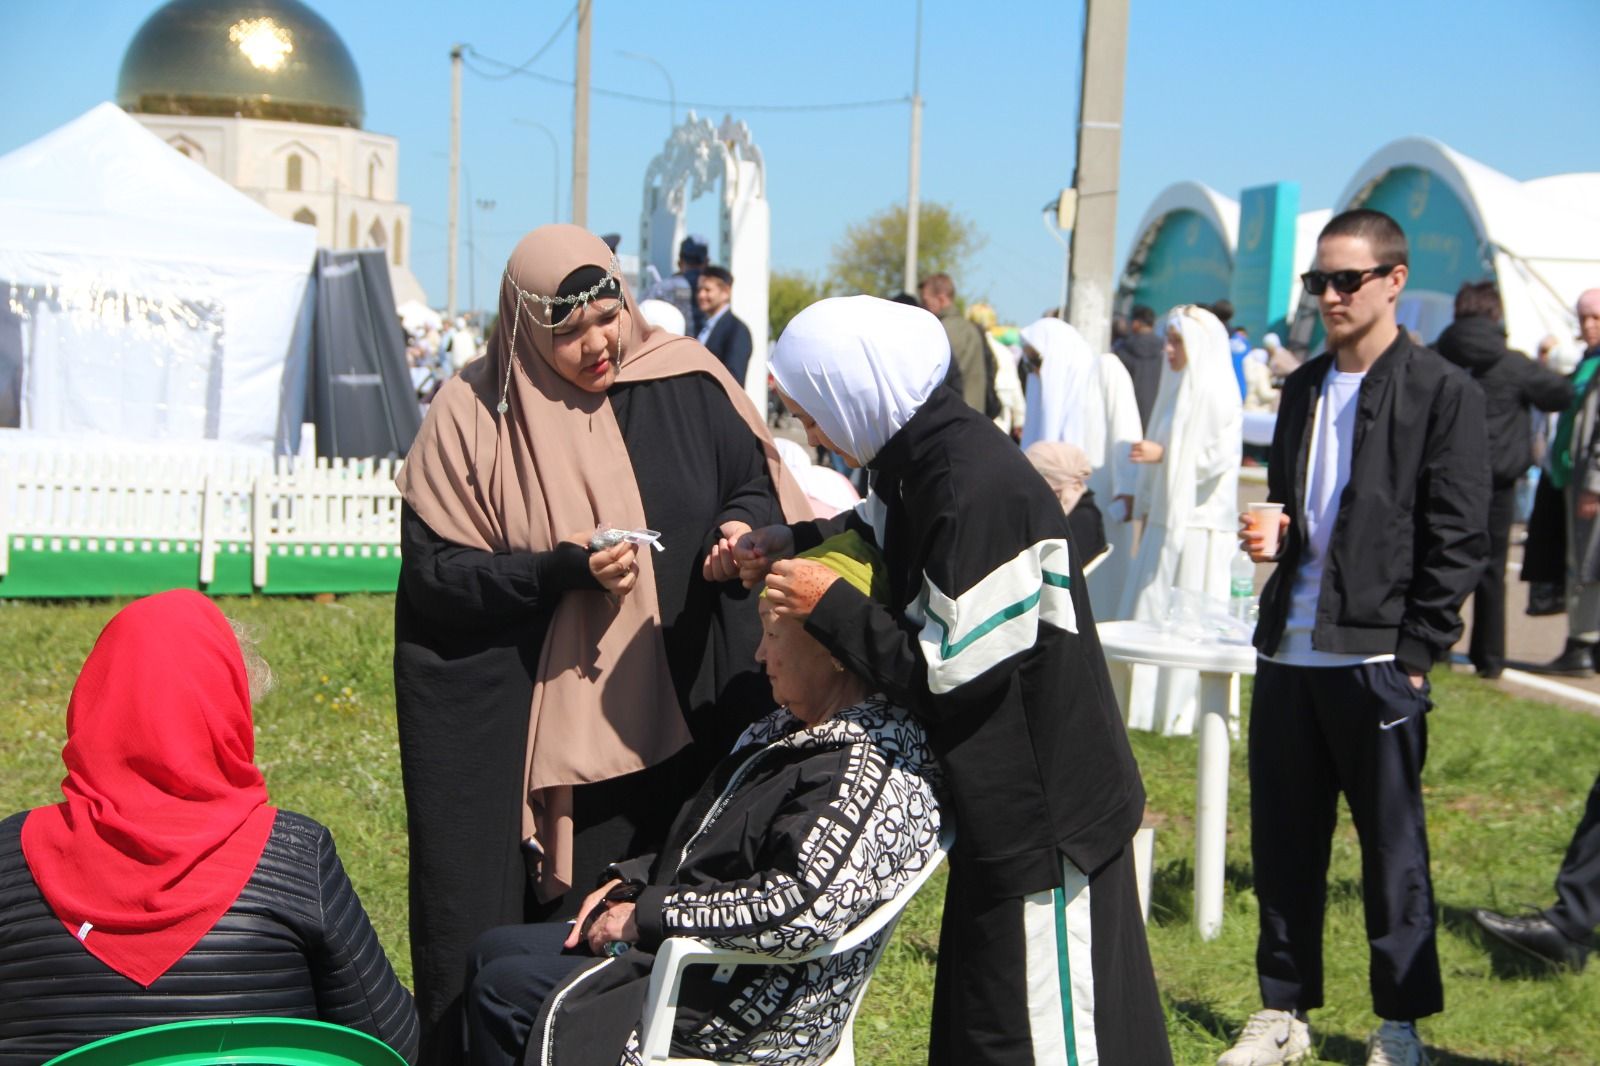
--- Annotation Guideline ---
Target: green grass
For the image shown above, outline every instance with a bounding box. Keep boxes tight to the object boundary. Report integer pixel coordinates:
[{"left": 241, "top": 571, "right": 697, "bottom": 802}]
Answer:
[{"left": 2, "top": 595, "right": 1597, "bottom": 1064}]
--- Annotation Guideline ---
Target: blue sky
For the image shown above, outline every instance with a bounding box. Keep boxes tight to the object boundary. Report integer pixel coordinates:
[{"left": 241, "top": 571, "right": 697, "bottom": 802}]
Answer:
[{"left": 2, "top": 0, "right": 1596, "bottom": 324}]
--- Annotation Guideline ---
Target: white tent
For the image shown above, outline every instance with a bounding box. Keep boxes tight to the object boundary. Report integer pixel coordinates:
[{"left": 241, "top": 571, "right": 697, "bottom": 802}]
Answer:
[
  {"left": 1331, "top": 137, "right": 1600, "bottom": 357},
  {"left": 0, "top": 103, "right": 316, "bottom": 450}
]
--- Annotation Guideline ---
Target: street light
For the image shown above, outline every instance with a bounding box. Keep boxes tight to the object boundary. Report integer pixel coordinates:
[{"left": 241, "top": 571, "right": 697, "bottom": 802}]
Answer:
[
  {"left": 465, "top": 167, "right": 496, "bottom": 318},
  {"left": 1042, "top": 195, "right": 1073, "bottom": 319},
  {"left": 512, "top": 118, "right": 562, "bottom": 223},
  {"left": 616, "top": 50, "right": 676, "bottom": 130}
]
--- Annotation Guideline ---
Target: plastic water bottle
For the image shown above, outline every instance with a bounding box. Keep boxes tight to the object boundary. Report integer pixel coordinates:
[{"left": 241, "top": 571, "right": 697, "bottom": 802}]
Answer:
[{"left": 1229, "top": 551, "right": 1256, "bottom": 623}]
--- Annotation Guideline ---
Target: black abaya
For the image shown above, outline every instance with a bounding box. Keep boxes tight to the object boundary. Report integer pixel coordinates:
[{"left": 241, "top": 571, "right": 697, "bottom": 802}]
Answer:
[{"left": 394, "top": 372, "right": 784, "bottom": 1064}]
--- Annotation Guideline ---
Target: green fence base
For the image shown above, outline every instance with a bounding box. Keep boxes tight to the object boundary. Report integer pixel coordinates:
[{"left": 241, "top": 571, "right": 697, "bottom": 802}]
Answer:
[{"left": 0, "top": 540, "right": 399, "bottom": 599}]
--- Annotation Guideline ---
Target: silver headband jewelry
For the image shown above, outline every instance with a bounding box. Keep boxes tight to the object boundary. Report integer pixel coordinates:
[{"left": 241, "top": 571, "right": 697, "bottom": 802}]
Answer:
[{"left": 497, "top": 255, "right": 624, "bottom": 416}]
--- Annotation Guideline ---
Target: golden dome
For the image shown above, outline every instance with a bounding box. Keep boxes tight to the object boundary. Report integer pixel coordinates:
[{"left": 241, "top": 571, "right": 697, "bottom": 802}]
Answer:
[{"left": 117, "top": 0, "right": 364, "bottom": 129}]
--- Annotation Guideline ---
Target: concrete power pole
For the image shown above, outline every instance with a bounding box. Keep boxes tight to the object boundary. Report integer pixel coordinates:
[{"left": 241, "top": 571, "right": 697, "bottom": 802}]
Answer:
[
  {"left": 572, "top": 0, "right": 592, "bottom": 227},
  {"left": 447, "top": 44, "right": 462, "bottom": 319},
  {"left": 901, "top": 0, "right": 923, "bottom": 296},
  {"left": 1065, "top": 0, "right": 1128, "bottom": 355}
]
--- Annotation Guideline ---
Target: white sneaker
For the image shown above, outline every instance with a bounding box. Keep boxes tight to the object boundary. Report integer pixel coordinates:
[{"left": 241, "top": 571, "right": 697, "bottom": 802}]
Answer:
[
  {"left": 1366, "top": 1020, "right": 1430, "bottom": 1066},
  {"left": 1217, "top": 1008, "right": 1312, "bottom": 1065}
]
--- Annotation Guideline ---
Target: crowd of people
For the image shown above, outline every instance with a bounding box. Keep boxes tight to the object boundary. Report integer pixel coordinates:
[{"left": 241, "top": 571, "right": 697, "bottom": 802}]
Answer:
[{"left": 0, "top": 209, "right": 1596, "bottom": 1066}]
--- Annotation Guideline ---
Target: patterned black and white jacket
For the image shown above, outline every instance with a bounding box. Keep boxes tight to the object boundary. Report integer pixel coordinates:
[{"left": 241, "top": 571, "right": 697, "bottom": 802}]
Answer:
[{"left": 528, "top": 696, "right": 943, "bottom": 1066}]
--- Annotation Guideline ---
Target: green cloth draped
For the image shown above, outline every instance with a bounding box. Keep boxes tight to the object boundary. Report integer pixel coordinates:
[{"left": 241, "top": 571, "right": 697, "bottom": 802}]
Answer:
[{"left": 1549, "top": 354, "right": 1600, "bottom": 491}]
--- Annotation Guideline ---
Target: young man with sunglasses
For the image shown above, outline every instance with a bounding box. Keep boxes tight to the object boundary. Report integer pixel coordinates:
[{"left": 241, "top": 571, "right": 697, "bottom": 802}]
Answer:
[{"left": 1223, "top": 210, "right": 1488, "bottom": 1066}]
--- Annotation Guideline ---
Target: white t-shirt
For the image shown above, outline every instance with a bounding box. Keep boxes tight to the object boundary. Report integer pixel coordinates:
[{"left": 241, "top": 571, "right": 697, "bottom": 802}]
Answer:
[{"left": 1271, "top": 365, "right": 1395, "bottom": 667}]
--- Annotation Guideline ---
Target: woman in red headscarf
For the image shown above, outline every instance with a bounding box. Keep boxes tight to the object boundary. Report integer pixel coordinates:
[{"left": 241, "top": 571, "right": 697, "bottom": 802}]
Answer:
[{"left": 0, "top": 590, "right": 416, "bottom": 1065}]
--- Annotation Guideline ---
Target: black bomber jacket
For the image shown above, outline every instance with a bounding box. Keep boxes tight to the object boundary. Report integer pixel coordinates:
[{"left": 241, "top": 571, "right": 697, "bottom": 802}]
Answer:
[
  {"left": 1254, "top": 330, "right": 1489, "bottom": 673},
  {"left": 0, "top": 809, "right": 418, "bottom": 1066}
]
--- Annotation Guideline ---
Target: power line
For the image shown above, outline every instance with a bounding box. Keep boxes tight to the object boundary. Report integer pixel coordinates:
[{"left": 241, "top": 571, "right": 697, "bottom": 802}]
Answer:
[
  {"left": 460, "top": 44, "right": 909, "bottom": 113},
  {"left": 467, "top": 5, "right": 579, "bottom": 81}
]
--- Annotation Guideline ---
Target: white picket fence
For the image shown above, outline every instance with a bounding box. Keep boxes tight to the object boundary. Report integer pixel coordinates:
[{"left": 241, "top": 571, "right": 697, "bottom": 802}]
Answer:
[{"left": 0, "top": 450, "right": 404, "bottom": 591}]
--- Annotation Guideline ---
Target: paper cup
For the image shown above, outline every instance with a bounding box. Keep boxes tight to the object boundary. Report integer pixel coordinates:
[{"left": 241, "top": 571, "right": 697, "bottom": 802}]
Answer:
[{"left": 1248, "top": 502, "right": 1285, "bottom": 556}]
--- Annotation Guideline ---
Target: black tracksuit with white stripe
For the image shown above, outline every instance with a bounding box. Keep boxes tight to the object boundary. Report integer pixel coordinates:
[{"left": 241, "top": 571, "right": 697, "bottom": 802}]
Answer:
[{"left": 794, "top": 386, "right": 1171, "bottom": 1065}]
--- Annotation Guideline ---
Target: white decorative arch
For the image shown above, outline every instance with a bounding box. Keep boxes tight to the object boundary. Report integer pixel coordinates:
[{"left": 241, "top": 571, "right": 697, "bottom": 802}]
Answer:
[
  {"left": 1325, "top": 136, "right": 1600, "bottom": 355},
  {"left": 1122, "top": 181, "right": 1241, "bottom": 280},
  {"left": 1116, "top": 181, "right": 1240, "bottom": 316},
  {"left": 640, "top": 112, "right": 770, "bottom": 405}
]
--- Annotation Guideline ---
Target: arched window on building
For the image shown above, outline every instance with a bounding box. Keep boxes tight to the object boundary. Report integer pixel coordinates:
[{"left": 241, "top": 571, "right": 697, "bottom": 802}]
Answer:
[
  {"left": 393, "top": 219, "right": 404, "bottom": 265},
  {"left": 286, "top": 153, "right": 303, "bottom": 192},
  {"left": 293, "top": 207, "right": 316, "bottom": 227},
  {"left": 367, "top": 157, "right": 378, "bottom": 199},
  {"left": 348, "top": 213, "right": 358, "bottom": 249},
  {"left": 368, "top": 219, "right": 387, "bottom": 249},
  {"left": 174, "top": 144, "right": 191, "bottom": 158}
]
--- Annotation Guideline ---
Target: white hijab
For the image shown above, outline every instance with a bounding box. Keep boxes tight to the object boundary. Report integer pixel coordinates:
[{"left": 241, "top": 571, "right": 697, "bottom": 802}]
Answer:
[
  {"left": 1137, "top": 305, "right": 1241, "bottom": 535},
  {"left": 1018, "top": 317, "right": 1101, "bottom": 456},
  {"left": 769, "top": 295, "right": 951, "bottom": 465}
]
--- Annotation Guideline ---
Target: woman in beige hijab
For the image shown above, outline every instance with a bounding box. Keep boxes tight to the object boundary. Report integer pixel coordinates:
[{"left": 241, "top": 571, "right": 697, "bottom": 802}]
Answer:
[{"left": 394, "top": 225, "right": 807, "bottom": 1063}]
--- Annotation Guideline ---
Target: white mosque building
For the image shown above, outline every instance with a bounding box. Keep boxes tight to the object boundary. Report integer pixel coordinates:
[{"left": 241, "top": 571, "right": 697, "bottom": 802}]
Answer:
[{"left": 116, "top": 0, "right": 426, "bottom": 304}]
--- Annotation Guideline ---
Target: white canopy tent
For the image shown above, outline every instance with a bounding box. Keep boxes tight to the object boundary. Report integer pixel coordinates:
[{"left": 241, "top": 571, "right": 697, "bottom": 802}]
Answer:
[
  {"left": 1329, "top": 137, "right": 1600, "bottom": 358},
  {"left": 0, "top": 103, "right": 316, "bottom": 450}
]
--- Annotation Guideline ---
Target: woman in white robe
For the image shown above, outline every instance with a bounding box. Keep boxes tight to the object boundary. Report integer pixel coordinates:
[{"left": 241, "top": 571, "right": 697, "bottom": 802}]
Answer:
[
  {"left": 1018, "top": 317, "right": 1099, "bottom": 453},
  {"left": 1118, "top": 305, "right": 1243, "bottom": 734},
  {"left": 1017, "top": 318, "right": 1145, "bottom": 621},
  {"left": 1090, "top": 351, "right": 1143, "bottom": 618}
]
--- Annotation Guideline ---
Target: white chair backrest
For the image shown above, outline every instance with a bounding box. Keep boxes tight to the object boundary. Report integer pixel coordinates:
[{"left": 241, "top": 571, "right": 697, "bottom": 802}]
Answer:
[{"left": 637, "top": 828, "right": 952, "bottom": 1066}]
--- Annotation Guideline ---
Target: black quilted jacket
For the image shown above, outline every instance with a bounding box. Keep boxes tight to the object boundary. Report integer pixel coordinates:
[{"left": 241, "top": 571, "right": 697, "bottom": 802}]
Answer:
[{"left": 0, "top": 809, "right": 418, "bottom": 1066}]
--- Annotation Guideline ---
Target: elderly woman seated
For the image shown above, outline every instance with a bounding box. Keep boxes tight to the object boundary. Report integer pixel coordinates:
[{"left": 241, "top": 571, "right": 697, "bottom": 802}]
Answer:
[
  {"left": 463, "top": 533, "right": 944, "bottom": 1066},
  {"left": 0, "top": 590, "right": 417, "bottom": 1066}
]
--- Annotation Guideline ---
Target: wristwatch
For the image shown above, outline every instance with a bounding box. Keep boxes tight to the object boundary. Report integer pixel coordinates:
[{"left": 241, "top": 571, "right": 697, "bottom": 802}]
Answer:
[{"left": 604, "top": 880, "right": 645, "bottom": 904}]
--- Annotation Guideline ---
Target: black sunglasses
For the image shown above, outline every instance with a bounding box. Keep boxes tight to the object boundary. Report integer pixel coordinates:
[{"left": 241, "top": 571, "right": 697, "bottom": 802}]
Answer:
[{"left": 1301, "top": 264, "right": 1398, "bottom": 297}]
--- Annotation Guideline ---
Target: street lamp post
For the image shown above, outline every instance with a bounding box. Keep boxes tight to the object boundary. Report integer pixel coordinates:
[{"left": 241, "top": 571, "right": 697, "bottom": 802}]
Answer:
[
  {"left": 465, "top": 167, "right": 496, "bottom": 319},
  {"left": 616, "top": 50, "right": 676, "bottom": 130},
  {"left": 513, "top": 119, "right": 562, "bottom": 223}
]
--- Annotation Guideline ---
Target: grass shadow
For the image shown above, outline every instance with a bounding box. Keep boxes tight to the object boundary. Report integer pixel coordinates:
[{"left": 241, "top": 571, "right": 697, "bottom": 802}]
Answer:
[
  {"left": 1315, "top": 1031, "right": 1517, "bottom": 1066},
  {"left": 1166, "top": 996, "right": 1239, "bottom": 1045},
  {"left": 1148, "top": 858, "right": 1257, "bottom": 927}
]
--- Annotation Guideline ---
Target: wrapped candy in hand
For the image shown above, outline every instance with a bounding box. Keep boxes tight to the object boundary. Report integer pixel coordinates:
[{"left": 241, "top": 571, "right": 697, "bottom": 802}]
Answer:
[{"left": 588, "top": 526, "right": 665, "bottom": 553}]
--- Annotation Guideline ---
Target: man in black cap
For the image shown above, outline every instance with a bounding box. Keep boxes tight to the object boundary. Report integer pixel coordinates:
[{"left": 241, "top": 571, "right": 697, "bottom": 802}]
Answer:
[{"left": 644, "top": 235, "right": 710, "bottom": 336}]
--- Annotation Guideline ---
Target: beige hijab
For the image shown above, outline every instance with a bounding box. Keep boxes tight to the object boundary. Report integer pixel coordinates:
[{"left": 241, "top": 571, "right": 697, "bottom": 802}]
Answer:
[
  {"left": 398, "top": 225, "right": 809, "bottom": 899},
  {"left": 1026, "top": 441, "right": 1093, "bottom": 515}
]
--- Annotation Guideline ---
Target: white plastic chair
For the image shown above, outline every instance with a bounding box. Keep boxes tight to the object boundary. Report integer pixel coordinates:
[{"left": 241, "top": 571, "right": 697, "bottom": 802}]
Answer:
[{"left": 637, "top": 829, "right": 953, "bottom": 1065}]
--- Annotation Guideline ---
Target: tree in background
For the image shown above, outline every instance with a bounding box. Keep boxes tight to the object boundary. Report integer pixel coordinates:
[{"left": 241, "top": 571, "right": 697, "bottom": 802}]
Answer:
[
  {"left": 768, "top": 270, "right": 829, "bottom": 341},
  {"left": 828, "top": 202, "right": 984, "bottom": 298}
]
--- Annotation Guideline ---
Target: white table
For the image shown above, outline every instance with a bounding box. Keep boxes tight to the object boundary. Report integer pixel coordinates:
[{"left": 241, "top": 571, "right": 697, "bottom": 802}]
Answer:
[{"left": 1096, "top": 619, "right": 1257, "bottom": 939}]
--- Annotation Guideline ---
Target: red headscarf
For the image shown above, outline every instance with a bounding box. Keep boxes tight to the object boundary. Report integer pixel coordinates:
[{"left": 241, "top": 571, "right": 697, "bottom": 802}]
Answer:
[{"left": 21, "top": 589, "right": 278, "bottom": 987}]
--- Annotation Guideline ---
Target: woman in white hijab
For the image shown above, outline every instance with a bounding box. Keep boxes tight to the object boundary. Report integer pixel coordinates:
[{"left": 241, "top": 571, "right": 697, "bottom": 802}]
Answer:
[
  {"left": 1119, "top": 304, "right": 1243, "bottom": 734},
  {"left": 1017, "top": 318, "right": 1142, "bottom": 618},
  {"left": 731, "top": 295, "right": 1171, "bottom": 1066}
]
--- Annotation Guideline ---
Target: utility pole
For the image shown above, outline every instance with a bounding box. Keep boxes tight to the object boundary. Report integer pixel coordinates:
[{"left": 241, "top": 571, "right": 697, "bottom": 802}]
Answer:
[
  {"left": 572, "top": 0, "right": 592, "bottom": 227},
  {"left": 902, "top": 0, "right": 923, "bottom": 296},
  {"left": 1064, "top": 0, "right": 1128, "bottom": 355},
  {"left": 447, "top": 44, "right": 462, "bottom": 319}
]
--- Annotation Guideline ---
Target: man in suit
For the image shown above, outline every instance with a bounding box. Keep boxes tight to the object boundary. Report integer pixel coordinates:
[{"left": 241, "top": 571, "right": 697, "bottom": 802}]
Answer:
[{"left": 696, "top": 266, "right": 752, "bottom": 388}]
